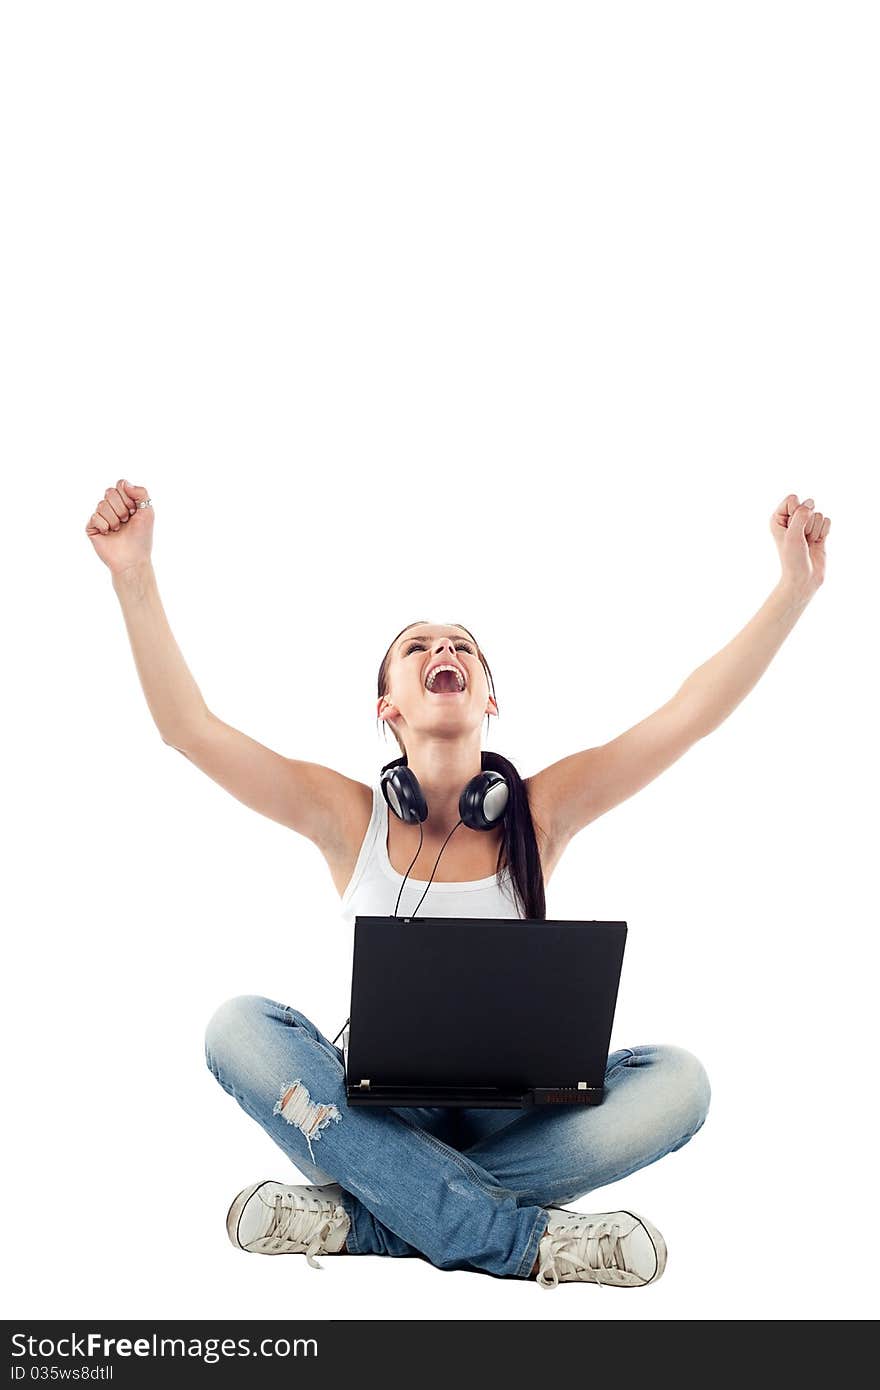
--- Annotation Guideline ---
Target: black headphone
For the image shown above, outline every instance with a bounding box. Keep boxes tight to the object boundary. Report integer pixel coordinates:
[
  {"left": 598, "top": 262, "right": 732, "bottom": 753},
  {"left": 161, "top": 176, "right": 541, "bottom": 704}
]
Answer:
[
  {"left": 381, "top": 763, "right": 509, "bottom": 832},
  {"left": 380, "top": 762, "right": 510, "bottom": 918}
]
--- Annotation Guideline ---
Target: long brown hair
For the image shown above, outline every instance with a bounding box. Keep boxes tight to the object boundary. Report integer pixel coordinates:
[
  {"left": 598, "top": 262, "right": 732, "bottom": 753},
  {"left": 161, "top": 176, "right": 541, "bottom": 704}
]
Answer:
[{"left": 376, "top": 620, "right": 546, "bottom": 920}]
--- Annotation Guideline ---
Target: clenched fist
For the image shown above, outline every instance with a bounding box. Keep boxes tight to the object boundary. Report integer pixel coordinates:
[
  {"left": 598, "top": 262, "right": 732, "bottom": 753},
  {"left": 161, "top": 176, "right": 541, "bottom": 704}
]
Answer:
[
  {"left": 85, "top": 480, "right": 153, "bottom": 576},
  {"left": 769, "top": 493, "right": 831, "bottom": 597}
]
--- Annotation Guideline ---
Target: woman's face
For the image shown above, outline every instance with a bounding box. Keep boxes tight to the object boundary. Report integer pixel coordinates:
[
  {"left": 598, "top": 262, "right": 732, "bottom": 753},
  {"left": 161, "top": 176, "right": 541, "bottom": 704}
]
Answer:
[{"left": 378, "top": 625, "right": 497, "bottom": 734}]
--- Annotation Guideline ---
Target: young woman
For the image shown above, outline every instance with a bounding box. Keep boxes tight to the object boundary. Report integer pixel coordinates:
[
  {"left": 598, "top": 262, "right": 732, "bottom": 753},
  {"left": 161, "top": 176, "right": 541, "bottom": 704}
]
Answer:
[{"left": 86, "top": 479, "right": 829, "bottom": 1291}]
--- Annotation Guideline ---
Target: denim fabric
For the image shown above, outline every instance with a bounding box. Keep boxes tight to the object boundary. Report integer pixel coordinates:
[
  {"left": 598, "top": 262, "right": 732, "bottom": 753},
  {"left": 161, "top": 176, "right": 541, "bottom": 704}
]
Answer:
[{"left": 205, "top": 995, "right": 711, "bottom": 1280}]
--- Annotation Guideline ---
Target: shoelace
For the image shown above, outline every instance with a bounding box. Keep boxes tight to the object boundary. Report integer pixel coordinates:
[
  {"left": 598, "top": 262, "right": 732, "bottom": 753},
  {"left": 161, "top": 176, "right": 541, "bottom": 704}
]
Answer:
[
  {"left": 536, "top": 1218, "right": 627, "bottom": 1290},
  {"left": 260, "top": 1192, "right": 348, "bottom": 1269}
]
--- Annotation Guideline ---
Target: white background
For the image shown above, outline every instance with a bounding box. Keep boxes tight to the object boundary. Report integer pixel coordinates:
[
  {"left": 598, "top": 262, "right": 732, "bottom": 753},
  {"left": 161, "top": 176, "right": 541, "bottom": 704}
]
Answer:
[{"left": 3, "top": 1, "right": 877, "bottom": 1322}]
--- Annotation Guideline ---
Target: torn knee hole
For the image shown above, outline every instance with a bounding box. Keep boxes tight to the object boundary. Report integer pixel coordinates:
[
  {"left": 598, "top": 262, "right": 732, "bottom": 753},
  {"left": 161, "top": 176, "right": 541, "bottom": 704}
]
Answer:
[{"left": 272, "top": 1078, "right": 342, "bottom": 1164}]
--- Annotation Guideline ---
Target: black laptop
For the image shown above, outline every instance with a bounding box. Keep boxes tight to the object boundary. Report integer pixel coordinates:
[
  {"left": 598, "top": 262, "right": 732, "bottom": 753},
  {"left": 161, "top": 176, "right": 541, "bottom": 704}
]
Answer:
[{"left": 343, "top": 915, "right": 627, "bottom": 1108}]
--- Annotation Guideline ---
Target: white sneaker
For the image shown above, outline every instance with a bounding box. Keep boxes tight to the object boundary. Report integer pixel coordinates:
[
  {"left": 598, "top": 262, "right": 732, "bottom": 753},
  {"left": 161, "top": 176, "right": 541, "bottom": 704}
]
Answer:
[
  {"left": 535, "top": 1207, "right": 667, "bottom": 1289},
  {"left": 226, "top": 1180, "right": 351, "bottom": 1269}
]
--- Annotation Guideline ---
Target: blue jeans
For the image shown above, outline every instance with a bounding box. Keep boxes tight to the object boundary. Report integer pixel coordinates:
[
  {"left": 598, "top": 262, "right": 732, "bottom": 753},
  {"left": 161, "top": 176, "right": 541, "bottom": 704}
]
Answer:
[{"left": 205, "top": 995, "right": 711, "bottom": 1280}]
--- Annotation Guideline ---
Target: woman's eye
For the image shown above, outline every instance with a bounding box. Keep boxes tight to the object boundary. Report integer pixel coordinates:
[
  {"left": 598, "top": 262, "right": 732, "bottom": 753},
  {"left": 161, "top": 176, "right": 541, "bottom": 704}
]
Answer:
[{"left": 404, "top": 642, "right": 475, "bottom": 655}]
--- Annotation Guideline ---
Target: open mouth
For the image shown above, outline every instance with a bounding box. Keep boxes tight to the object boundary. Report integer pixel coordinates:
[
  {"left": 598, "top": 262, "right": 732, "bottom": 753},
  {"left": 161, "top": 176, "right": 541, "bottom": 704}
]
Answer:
[{"left": 424, "top": 665, "right": 467, "bottom": 695}]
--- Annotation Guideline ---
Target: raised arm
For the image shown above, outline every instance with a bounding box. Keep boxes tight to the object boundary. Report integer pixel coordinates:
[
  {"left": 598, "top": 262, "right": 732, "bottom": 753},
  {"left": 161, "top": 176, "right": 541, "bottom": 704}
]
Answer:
[
  {"left": 529, "top": 494, "right": 830, "bottom": 847},
  {"left": 86, "top": 480, "right": 356, "bottom": 854}
]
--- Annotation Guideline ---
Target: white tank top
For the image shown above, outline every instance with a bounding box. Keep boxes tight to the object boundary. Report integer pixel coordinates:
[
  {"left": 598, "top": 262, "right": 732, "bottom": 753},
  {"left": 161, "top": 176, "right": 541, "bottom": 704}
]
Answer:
[{"left": 339, "top": 781, "right": 523, "bottom": 926}]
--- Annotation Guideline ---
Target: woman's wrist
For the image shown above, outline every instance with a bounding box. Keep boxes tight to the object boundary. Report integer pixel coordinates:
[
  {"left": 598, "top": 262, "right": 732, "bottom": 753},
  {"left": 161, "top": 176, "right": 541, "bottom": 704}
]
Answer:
[
  {"left": 111, "top": 560, "right": 155, "bottom": 595},
  {"left": 774, "top": 577, "right": 816, "bottom": 616}
]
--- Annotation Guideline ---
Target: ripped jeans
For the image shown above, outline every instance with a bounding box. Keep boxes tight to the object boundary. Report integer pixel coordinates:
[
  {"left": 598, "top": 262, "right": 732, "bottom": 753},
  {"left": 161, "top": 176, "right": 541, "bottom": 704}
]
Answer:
[{"left": 204, "top": 995, "right": 711, "bottom": 1280}]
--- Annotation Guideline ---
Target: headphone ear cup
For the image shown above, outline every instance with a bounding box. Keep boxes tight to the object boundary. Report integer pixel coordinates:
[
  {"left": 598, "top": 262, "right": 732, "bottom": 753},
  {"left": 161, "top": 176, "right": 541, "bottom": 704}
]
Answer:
[
  {"left": 381, "top": 765, "right": 428, "bottom": 825},
  {"left": 459, "top": 771, "right": 509, "bottom": 831}
]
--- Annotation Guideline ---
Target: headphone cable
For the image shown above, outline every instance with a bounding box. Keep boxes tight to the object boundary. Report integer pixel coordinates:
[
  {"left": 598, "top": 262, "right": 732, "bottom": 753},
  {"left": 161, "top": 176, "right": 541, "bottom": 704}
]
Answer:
[{"left": 333, "top": 818, "right": 464, "bottom": 1048}]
